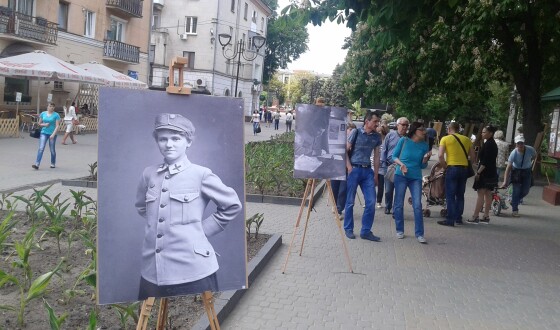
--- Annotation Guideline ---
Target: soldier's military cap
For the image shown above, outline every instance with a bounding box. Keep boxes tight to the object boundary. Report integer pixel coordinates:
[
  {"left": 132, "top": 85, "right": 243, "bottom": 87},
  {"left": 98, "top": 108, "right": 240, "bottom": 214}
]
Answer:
[{"left": 154, "top": 113, "right": 195, "bottom": 133}]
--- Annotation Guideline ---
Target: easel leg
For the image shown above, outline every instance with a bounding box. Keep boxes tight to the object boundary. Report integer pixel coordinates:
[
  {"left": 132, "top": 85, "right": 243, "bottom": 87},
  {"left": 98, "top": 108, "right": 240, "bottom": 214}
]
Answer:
[
  {"left": 156, "top": 298, "right": 169, "bottom": 330},
  {"left": 326, "top": 180, "right": 354, "bottom": 273},
  {"left": 202, "top": 291, "right": 221, "bottom": 330},
  {"left": 282, "top": 179, "right": 313, "bottom": 274},
  {"left": 136, "top": 297, "right": 156, "bottom": 330},
  {"left": 299, "top": 179, "right": 317, "bottom": 256}
]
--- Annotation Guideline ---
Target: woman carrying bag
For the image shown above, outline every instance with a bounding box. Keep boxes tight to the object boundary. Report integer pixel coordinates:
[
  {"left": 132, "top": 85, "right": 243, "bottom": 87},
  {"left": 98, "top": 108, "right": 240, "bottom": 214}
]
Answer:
[
  {"left": 61, "top": 101, "right": 78, "bottom": 145},
  {"left": 391, "top": 122, "right": 431, "bottom": 244},
  {"left": 32, "top": 102, "right": 60, "bottom": 170}
]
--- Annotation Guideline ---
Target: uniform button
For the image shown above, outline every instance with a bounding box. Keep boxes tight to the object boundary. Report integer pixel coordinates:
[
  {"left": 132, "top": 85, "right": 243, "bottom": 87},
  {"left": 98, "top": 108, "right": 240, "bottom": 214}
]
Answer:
[
  {"left": 149, "top": 183, "right": 155, "bottom": 188},
  {"left": 157, "top": 234, "right": 163, "bottom": 238},
  {"left": 165, "top": 175, "right": 170, "bottom": 179},
  {"left": 206, "top": 251, "right": 210, "bottom": 256},
  {"left": 184, "top": 196, "right": 189, "bottom": 201},
  {"left": 162, "top": 187, "right": 168, "bottom": 192},
  {"left": 160, "top": 203, "right": 166, "bottom": 208},
  {"left": 159, "top": 217, "right": 164, "bottom": 222},
  {"left": 156, "top": 249, "right": 161, "bottom": 253}
]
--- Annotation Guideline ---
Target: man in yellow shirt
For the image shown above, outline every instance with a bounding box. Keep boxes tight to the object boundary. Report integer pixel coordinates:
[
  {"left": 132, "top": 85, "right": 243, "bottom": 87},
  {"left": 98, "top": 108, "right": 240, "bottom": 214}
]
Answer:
[{"left": 437, "top": 122, "right": 475, "bottom": 227}]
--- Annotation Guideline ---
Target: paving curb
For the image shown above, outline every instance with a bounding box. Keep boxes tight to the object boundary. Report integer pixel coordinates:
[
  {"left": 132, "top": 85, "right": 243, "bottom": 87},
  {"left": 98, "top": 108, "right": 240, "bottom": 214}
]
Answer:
[
  {"left": 192, "top": 233, "right": 283, "bottom": 330},
  {"left": 246, "top": 179, "right": 326, "bottom": 206}
]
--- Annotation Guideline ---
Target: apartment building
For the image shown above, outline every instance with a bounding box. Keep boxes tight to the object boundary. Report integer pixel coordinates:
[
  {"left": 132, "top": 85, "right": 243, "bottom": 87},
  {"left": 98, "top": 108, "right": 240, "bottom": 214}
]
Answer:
[
  {"left": 150, "top": 0, "right": 272, "bottom": 116},
  {"left": 0, "top": 0, "right": 150, "bottom": 111}
]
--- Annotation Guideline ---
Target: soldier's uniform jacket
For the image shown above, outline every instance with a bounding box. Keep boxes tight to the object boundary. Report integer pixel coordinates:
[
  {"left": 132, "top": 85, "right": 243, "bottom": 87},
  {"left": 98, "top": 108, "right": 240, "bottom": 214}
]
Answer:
[{"left": 135, "top": 158, "right": 242, "bottom": 286}]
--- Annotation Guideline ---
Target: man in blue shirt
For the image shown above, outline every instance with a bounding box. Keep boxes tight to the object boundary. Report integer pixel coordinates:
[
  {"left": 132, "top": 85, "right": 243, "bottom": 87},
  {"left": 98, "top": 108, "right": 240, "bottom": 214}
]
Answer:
[
  {"left": 380, "top": 117, "right": 410, "bottom": 214},
  {"left": 343, "top": 111, "right": 382, "bottom": 241},
  {"left": 501, "top": 135, "right": 536, "bottom": 217}
]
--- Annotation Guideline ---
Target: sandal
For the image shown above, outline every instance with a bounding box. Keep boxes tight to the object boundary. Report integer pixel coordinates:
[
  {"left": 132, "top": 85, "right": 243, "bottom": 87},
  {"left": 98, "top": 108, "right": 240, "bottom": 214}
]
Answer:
[
  {"left": 467, "top": 216, "right": 480, "bottom": 224},
  {"left": 480, "top": 216, "right": 490, "bottom": 224}
]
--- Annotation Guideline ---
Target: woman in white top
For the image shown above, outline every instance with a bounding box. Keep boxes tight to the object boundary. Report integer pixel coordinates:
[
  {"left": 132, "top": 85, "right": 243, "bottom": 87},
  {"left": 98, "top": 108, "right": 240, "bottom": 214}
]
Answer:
[
  {"left": 251, "top": 110, "right": 260, "bottom": 135},
  {"left": 62, "top": 101, "right": 77, "bottom": 144}
]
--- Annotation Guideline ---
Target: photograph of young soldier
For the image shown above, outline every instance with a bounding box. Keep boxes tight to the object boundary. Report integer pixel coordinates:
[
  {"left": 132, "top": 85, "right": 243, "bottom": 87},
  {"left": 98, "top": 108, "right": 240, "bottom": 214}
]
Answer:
[
  {"left": 97, "top": 89, "right": 246, "bottom": 304},
  {"left": 294, "top": 104, "right": 347, "bottom": 180}
]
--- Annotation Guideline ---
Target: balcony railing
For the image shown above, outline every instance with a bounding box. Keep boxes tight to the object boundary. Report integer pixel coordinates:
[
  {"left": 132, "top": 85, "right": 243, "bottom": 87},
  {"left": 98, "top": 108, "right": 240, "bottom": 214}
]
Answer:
[
  {"left": 103, "top": 39, "right": 140, "bottom": 63},
  {"left": 106, "top": 0, "right": 143, "bottom": 18},
  {"left": 0, "top": 7, "right": 58, "bottom": 45}
]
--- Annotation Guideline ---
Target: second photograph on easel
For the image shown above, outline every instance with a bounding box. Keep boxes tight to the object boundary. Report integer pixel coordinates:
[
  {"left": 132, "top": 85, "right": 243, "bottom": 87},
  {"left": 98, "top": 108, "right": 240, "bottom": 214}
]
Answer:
[
  {"left": 294, "top": 104, "right": 348, "bottom": 180},
  {"left": 96, "top": 88, "right": 246, "bottom": 304}
]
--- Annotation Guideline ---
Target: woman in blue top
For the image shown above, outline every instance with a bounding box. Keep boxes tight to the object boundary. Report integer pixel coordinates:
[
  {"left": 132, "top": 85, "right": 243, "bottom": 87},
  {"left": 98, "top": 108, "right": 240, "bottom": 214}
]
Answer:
[
  {"left": 32, "top": 102, "right": 61, "bottom": 170},
  {"left": 392, "top": 122, "right": 431, "bottom": 243}
]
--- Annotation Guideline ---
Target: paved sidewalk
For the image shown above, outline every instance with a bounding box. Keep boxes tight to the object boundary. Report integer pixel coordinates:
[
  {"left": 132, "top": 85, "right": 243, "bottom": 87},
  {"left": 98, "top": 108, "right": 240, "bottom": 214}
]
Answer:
[{"left": 2, "top": 123, "right": 560, "bottom": 329}]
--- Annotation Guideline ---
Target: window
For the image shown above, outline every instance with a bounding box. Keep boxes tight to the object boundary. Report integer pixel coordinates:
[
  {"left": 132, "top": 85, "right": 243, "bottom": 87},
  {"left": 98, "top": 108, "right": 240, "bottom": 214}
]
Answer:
[
  {"left": 152, "top": 11, "right": 160, "bottom": 30},
  {"left": 8, "top": 0, "right": 33, "bottom": 16},
  {"left": 260, "top": 17, "right": 265, "bottom": 31},
  {"left": 58, "top": 2, "right": 68, "bottom": 31},
  {"left": 252, "top": 10, "right": 257, "bottom": 23},
  {"left": 182, "top": 51, "right": 195, "bottom": 69},
  {"left": 54, "top": 81, "right": 64, "bottom": 90},
  {"left": 185, "top": 16, "right": 197, "bottom": 34},
  {"left": 243, "top": 3, "right": 248, "bottom": 20},
  {"left": 84, "top": 10, "right": 95, "bottom": 38},
  {"left": 149, "top": 44, "right": 155, "bottom": 64},
  {"left": 107, "top": 18, "right": 126, "bottom": 42},
  {"left": 3, "top": 77, "right": 29, "bottom": 102},
  {"left": 225, "top": 89, "right": 230, "bottom": 96},
  {"left": 230, "top": 0, "right": 235, "bottom": 12}
]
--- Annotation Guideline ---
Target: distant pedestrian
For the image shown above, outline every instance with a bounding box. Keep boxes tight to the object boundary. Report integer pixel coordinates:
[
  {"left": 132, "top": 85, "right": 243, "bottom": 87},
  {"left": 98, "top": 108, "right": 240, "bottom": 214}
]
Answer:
[
  {"left": 285, "top": 111, "right": 293, "bottom": 132},
  {"left": 343, "top": 111, "right": 382, "bottom": 242},
  {"left": 381, "top": 117, "right": 409, "bottom": 214},
  {"left": 32, "top": 102, "right": 60, "bottom": 170},
  {"left": 426, "top": 123, "right": 437, "bottom": 150},
  {"left": 374, "top": 121, "right": 389, "bottom": 209},
  {"left": 501, "top": 135, "right": 536, "bottom": 217},
  {"left": 251, "top": 111, "right": 260, "bottom": 135},
  {"left": 494, "top": 130, "right": 510, "bottom": 180},
  {"left": 437, "top": 122, "right": 475, "bottom": 227},
  {"left": 61, "top": 101, "right": 78, "bottom": 145},
  {"left": 273, "top": 110, "right": 280, "bottom": 130},
  {"left": 468, "top": 125, "right": 498, "bottom": 224}
]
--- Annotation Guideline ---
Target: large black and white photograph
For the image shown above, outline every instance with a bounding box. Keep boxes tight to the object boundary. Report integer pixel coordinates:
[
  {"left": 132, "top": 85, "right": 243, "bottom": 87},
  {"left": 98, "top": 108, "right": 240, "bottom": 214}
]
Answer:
[
  {"left": 293, "top": 104, "right": 348, "bottom": 179},
  {"left": 97, "top": 88, "right": 246, "bottom": 304}
]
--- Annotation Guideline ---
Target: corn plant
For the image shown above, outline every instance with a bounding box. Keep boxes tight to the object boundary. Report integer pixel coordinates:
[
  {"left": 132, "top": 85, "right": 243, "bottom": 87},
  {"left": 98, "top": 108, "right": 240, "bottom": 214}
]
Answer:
[
  {"left": 0, "top": 192, "right": 14, "bottom": 210},
  {"left": 246, "top": 213, "right": 264, "bottom": 239},
  {"left": 0, "top": 211, "right": 18, "bottom": 254},
  {"left": 69, "top": 189, "right": 95, "bottom": 225},
  {"left": 0, "top": 257, "right": 64, "bottom": 327},
  {"left": 112, "top": 302, "right": 141, "bottom": 329},
  {"left": 88, "top": 162, "right": 98, "bottom": 181},
  {"left": 12, "top": 185, "right": 52, "bottom": 224},
  {"left": 87, "top": 308, "right": 98, "bottom": 330},
  {"left": 43, "top": 298, "right": 68, "bottom": 330}
]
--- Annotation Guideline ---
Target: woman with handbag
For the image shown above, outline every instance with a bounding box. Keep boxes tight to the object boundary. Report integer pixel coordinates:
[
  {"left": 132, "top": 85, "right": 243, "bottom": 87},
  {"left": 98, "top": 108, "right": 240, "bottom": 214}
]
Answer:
[
  {"left": 32, "top": 102, "right": 61, "bottom": 170},
  {"left": 500, "top": 135, "right": 537, "bottom": 217},
  {"left": 468, "top": 125, "right": 498, "bottom": 224},
  {"left": 61, "top": 101, "right": 78, "bottom": 145},
  {"left": 251, "top": 110, "right": 260, "bottom": 135},
  {"left": 391, "top": 122, "right": 431, "bottom": 244}
]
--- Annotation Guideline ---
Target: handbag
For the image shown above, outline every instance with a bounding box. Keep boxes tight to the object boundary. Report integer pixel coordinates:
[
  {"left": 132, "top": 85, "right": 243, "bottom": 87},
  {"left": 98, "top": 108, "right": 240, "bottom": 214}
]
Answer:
[
  {"left": 451, "top": 134, "right": 475, "bottom": 178},
  {"left": 256, "top": 124, "right": 261, "bottom": 133},
  {"left": 30, "top": 128, "right": 41, "bottom": 139},
  {"left": 386, "top": 138, "right": 407, "bottom": 183},
  {"left": 72, "top": 118, "right": 79, "bottom": 126}
]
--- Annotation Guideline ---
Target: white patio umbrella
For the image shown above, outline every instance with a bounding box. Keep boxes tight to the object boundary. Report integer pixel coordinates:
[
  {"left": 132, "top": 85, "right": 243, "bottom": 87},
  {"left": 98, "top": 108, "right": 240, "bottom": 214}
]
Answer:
[
  {"left": 77, "top": 61, "right": 147, "bottom": 89},
  {"left": 0, "top": 50, "right": 107, "bottom": 113}
]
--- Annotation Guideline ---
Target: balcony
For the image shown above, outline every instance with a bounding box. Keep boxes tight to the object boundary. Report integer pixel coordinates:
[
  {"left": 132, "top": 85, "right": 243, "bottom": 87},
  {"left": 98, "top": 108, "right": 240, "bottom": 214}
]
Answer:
[
  {"left": 0, "top": 7, "right": 58, "bottom": 45},
  {"left": 106, "top": 0, "right": 143, "bottom": 18},
  {"left": 103, "top": 39, "right": 140, "bottom": 64}
]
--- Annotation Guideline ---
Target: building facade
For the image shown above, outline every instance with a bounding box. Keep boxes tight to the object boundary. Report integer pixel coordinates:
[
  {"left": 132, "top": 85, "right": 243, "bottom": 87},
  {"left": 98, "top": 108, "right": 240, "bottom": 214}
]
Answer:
[
  {"left": 150, "top": 0, "right": 272, "bottom": 116},
  {"left": 0, "top": 0, "right": 150, "bottom": 111}
]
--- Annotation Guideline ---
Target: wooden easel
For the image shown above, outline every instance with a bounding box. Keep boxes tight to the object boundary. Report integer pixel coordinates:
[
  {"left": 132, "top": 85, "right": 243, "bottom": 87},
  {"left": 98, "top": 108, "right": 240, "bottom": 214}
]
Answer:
[
  {"left": 282, "top": 178, "right": 354, "bottom": 274},
  {"left": 136, "top": 57, "right": 219, "bottom": 330}
]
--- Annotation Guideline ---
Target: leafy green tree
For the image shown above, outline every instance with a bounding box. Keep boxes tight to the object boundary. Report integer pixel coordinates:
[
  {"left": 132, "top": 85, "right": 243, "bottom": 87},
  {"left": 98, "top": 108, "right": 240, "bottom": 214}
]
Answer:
[
  {"left": 319, "top": 64, "right": 350, "bottom": 107},
  {"left": 286, "top": 1, "right": 560, "bottom": 145}
]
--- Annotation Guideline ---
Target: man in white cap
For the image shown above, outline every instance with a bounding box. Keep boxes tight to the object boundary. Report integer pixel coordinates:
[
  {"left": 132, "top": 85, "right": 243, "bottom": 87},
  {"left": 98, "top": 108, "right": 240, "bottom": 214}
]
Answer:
[
  {"left": 501, "top": 135, "right": 536, "bottom": 217},
  {"left": 135, "top": 113, "right": 242, "bottom": 299}
]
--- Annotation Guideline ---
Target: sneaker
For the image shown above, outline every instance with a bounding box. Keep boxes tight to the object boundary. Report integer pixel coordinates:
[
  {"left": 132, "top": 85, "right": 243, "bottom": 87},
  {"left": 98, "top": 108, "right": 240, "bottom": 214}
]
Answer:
[
  {"left": 417, "top": 236, "right": 427, "bottom": 244},
  {"left": 512, "top": 211, "right": 520, "bottom": 217},
  {"left": 396, "top": 232, "right": 404, "bottom": 239},
  {"left": 455, "top": 220, "right": 464, "bottom": 225},
  {"left": 437, "top": 220, "right": 454, "bottom": 227},
  {"left": 32, "top": 164, "right": 38, "bottom": 170},
  {"left": 345, "top": 231, "right": 356, "bottom": 239},
  {"left": 467, "top": 216, "right": 480, "bottom": 224},
  {"left": 50, "top": 164, "right": 56, "bottom": 168},
  {"left": 480, "top": 217, "right": 490, "bottom": 224},
  {"left": 360, "top": 232, "right": 381, "bottom": 242},
  {"left": 376, "top": 203, "right": 382, "bottom": 209}
]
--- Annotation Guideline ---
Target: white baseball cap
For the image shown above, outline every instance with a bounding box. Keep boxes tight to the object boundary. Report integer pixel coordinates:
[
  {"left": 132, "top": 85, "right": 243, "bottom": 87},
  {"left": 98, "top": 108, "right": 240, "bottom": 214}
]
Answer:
[{"left": 514, "top": 135, "right": 525, "bottom": 144}]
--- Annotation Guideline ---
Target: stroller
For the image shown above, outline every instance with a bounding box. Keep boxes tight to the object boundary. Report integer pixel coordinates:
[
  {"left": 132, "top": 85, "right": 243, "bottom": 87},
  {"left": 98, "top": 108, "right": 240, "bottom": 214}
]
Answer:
[{"left": 409, "top": 161, "right": 447, "bottom": 217}]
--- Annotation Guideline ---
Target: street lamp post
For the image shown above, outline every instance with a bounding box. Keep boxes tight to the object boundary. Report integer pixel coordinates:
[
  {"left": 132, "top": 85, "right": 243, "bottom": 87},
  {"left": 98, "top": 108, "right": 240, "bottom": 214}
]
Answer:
[{"left": 218, "top": 33, "right": 266, "bottom": 97}]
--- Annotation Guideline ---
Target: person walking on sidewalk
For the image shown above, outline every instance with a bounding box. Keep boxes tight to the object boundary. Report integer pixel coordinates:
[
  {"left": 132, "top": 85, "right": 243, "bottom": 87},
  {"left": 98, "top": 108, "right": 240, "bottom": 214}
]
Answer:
[
  {"left": 392, "top": 122, "right": 431, "bottom": 243},
  {"left": 343, "top": 111, "right": 382, "bottom": 241},
  {"left": 32, "top": 102, "right": 61, "bottom": 170},
  {"left": 374, "top": 121, "right": 389, "bottom": 209},
  {"left": 468, "top": 125, "right": 498, "bottom": 224},
  {"left": 437, "top": 122, "right": 475, "bottom": 227},
  {"left": 381, "top": 117, "right": 409, "bottom": 214},
  {"left": 500, "top": 135, "right": 536, "bottom": 217},
  {"left": 285, "top": 111, "right": 293, "bottom": 132},
  {"left": 251, "top": 110, "right": 260, "bottom": 135},
  {"left": 61, "top": 101, "right": 78, "bottom": 145},
  {"left": 273, "top": 110, "right": 281, "bottom": 130}
]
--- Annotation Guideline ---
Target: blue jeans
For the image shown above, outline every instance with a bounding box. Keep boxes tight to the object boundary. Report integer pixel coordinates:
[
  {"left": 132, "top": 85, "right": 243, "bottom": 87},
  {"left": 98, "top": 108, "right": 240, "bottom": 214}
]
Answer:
[
  {"left": 274, "top": 119, "right": 279, "bottom": 130},
  {"left": 393, "top": 174, "right": 424, "bottom": 237},
  {"left": 35, "top": 133, "right": 57, "bottom": 166},
  {"left": 344, "top": 167, "right": 376, "bottom": 235},
  {"left": 384, "top": 177, "right": 395, "bottom": 211},
  {"left": 331, "top": 179, "right": 347, "bottom": 214},
  {"left": 253, "top": 122, "right": 259, "bottom": 134},
  {"left": 511, "top": 169, "right": 532, "bottom": 211},
  {"left": 445, "top": 166, "right": 468, "bottom": 224}
]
